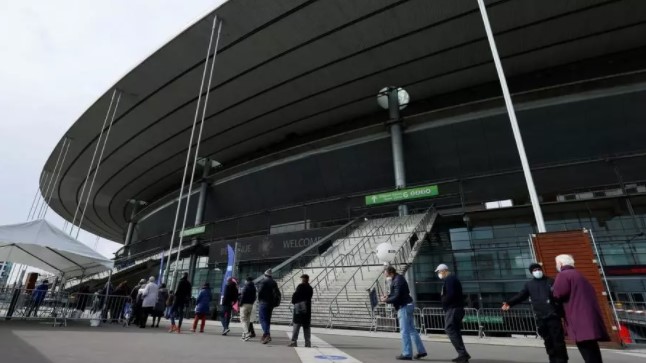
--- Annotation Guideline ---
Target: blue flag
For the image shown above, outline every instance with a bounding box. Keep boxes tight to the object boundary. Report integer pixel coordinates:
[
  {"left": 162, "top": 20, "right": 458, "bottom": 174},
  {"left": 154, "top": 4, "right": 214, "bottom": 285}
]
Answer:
[{"left": 220, "top": 244, "right": 235, "bottom": 304}]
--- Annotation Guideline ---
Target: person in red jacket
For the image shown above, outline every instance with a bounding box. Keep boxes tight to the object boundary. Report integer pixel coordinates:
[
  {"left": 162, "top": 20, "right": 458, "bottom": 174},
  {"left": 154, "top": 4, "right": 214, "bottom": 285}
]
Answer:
[{"left": 553, "top": 254, "right": 609, "bottom": 363}]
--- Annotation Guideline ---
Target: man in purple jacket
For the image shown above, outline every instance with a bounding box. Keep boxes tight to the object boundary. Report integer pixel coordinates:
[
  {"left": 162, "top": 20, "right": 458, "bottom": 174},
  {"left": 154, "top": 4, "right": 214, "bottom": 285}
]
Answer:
[{"left": 553, "top": 254, "right": 609, "bottom": 363}]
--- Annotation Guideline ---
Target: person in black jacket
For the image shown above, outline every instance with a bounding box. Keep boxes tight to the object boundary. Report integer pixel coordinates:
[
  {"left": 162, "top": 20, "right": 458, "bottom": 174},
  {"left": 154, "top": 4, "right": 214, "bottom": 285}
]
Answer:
[
  {"left": 170, "top": 272, "right": 192, "bottom": 333},
  {"left": 257, "top": 269, "right": 279, "bottom": 344},
  {"left": 289, "top": 274, "right": 314, "bottom": 348},
  {"left": 503, "top": 263, "right": 568, "bottom": 363},
  {"left": 239, "top": 277, "right": 257, "bottom": 341},
  {"left": 381, "top": 266, "right": 427, "bottom": 361},
  {"left": 436, "top": 263, "right": 470, "bottom": 363},
  {"left": 221, "top": 277, "right": 238, "bottom": 335},
  {"left": 129, "top": 279, "right": 145, "bottom": 326}
]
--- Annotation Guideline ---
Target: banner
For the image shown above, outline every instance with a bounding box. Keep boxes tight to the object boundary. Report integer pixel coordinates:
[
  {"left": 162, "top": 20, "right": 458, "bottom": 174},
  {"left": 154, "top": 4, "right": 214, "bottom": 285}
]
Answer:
[
  {"left": 219, "top": 244, "right": 235, "bottom": 305},
  {"left": 157, "top": 250, "right": 164, "bottom": 285},
  {"left": 208, "top": 227, "right": 336, "bottom": 263}
]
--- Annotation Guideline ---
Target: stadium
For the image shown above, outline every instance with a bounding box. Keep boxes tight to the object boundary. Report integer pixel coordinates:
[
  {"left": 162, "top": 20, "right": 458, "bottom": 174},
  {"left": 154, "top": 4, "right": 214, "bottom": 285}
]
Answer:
[{"left": 39, "top": 1, "right": 646, "bottom": 329}]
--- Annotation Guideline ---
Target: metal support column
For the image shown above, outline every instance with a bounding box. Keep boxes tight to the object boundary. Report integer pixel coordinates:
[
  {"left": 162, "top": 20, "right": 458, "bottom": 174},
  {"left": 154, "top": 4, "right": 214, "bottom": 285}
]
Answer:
[
  {"left": 387, "top": 87, "right": 408, "bottom": 217},
  {"left": 477, "top": 0, "right": 546, "bottom": 233},
  {"left": 124, "top": 200, "right": 145, "bottom": 256},
  {"left": 188, "top": 159, "right": 212, "bottom": 284}
]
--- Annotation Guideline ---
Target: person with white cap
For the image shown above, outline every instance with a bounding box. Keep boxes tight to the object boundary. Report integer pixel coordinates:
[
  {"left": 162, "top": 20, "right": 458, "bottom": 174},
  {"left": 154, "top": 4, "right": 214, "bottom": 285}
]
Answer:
[
  {"left": 436, "top": 263, "right": 470, "bottom": 363},
  {"left": 257, "top": 269, "right": 280, "bottom": 344}
]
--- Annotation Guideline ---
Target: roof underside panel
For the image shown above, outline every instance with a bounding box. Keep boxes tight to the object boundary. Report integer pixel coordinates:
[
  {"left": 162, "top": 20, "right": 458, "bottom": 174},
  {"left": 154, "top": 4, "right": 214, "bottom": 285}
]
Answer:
[{"left": 41, "top": 0, "right": 646, "bottom": 241}]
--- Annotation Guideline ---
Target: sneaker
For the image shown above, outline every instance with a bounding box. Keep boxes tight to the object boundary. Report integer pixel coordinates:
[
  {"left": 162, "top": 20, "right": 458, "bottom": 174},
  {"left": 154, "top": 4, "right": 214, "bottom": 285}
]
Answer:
[
  {"left": 241, "top": 336, "right": 251, "bottom": 342},
  {"left": 249, "top": 333, "right": 256, "bottom": 338},
  {"left": 168, "top": 325, "right": 177, "bottom": 333},
  {"left": 222, "top": 328, "right": 230, "bottom": 336},
  {"left": 396, "top": 356, "right": 413, "bottom": 361},
  {"left": 414, "top": 352, "right": 428, "bottom": 360},
  {"left": 190, "top": 329, "right": 196, "bottom": 333},
  {"left": 288, "top": 341, "right": 298, "bottom": 347},
  {"left": 262, "top": 336, "right": 271, "bottom": 344},
  {"left": 199, "top": 330, "right": 204, "bottom": 333},
  {"left": 305, "top": 341, "right": 311, "bottom": 348}
]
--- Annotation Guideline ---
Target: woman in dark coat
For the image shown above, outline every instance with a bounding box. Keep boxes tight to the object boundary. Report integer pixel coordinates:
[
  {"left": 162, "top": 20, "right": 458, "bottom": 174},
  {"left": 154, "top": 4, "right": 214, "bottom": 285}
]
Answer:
[
  {"left": 152, "top": 284, "right": 169, "bottom": 328},
  {"left": 289, "top": 274, "right": 313, "bottom": 348},
  {"left": 553, "top": 254, "right": 609, "bottom": 363}
]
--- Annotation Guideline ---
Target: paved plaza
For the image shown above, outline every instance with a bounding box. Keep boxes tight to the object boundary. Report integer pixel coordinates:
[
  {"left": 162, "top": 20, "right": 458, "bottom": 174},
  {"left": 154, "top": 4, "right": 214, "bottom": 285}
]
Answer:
[{"left": 0, "top": 320, "right": 644, "bottom": 363}]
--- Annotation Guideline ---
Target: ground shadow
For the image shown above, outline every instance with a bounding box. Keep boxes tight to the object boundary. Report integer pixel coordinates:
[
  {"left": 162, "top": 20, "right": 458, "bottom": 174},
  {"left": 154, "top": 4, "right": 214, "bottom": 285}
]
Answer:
[{"left": 0, "top": 326, "right": 55, "bottom": 363}]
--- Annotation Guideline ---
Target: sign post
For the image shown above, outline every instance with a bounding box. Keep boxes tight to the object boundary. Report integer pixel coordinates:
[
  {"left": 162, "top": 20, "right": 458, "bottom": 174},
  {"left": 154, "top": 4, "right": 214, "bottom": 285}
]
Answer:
[{"left": 365, "top": 185, "right": 439, "bottom": 206}]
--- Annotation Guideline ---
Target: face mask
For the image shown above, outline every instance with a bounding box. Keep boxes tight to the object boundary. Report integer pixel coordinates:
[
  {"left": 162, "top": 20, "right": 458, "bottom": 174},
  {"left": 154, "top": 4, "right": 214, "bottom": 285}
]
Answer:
[
  {"left": 532, "top": 270, "right": 543, "bottom": 279},
  {"left": 386, "top": 276, "right": 392, "bottom": 282},
  {"left": 437, "top": 273, "right": 444, "bottom": 280}
]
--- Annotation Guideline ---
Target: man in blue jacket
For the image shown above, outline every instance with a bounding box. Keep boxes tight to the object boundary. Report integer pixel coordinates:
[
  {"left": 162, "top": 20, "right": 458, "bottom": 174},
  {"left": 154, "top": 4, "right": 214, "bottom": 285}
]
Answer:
[
  {"left": 436, "top": 264, "right": 470, "bottom": 363},
  {"left": 27, "top": 279, "right": 49, "bottom": 317},
  {"left": 381, "top": 266, "right": 427, "bottom": 361}
]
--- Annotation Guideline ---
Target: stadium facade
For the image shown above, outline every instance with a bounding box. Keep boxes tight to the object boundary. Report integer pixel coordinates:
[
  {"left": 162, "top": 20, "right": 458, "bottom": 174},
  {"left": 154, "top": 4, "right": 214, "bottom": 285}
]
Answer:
[{"left": 41, "top": 1, "right": 646, "bottom": 308}]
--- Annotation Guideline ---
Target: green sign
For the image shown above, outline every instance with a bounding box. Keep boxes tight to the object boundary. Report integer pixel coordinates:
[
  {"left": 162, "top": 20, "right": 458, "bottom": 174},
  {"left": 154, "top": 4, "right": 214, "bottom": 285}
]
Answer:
[
  {"left": 365, "top": 185, "right": 439, "bottom": 206},
  {"left": 179, "top": 225, "right": 206, "bottom": 238}
]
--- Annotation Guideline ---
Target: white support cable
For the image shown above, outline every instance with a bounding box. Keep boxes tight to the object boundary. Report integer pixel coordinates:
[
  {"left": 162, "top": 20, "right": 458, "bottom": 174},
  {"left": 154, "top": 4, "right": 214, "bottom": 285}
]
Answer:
[
  {"left": 70, "top": 89, "right": 117, "bottom": 235},
  {"left": 163, "top": 15, "right": 221, "bottom": 284},
  {"left": 35, "top": 138, "right": 68, "bottom": 220},
  {"left": 76, "top": 92, "right": 122, "bottom": 239},
  {"left": 476, "top": 0, "right": 546, "bottom": 232},
  {"left": 27, "top": 172, "right": 47, "bottom": 220},
  {"left": 173, "top": 19, "right": 223, "bottom": 274},
  {"left": 41, "top": 138, "right": 72, "bottom": 219}
]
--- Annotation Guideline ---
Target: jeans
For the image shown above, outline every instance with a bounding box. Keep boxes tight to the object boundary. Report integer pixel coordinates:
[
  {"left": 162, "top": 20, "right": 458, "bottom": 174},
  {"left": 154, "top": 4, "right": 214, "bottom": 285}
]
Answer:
[
  {"left": 292, "top": 323, "right": 311, "bottom": 344},
  {"left": 170, "top": 305, "right": 185, "bottom": 328},
  {"left": 576, "top": 340, "right": 603, "bottom": 363},
  {"left": 221, "top": 304, "right": 232, "bottom": 330},
  {"left": 240, "top": 304, "right": 253, "bottom": 336},
  {"left": 398, "top": 304, "right": 427, "bottom": 357},
  {"left": 444, "top": 307, "right": 469, "bottom": 357},
  {"left": 259, "top": 302, "right": 273, "bottom": 336},
  {"left": 537, "top": 317, "right": 568, "bottom": 363},
  {"left": 164, "top": 306, "right": 172, "bottom": 319}
]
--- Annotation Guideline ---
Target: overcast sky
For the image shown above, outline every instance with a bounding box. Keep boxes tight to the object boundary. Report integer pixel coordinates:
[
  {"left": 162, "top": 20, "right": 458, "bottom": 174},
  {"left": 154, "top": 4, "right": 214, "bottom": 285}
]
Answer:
[{"left": 0, "top": 0, "right": 224, "bottom": 259}]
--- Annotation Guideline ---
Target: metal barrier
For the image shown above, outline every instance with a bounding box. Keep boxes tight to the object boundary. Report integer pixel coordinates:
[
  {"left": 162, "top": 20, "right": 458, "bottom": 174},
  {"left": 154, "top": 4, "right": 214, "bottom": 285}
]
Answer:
[
  {"left": 0, "top": 287, "right": 68, "bottom": 325},
  {"left": 477, "top": 308, "right": 538, "bottom": 338},
  {"left": 419, "top": 307, "right": 535, "bottom": 338}
]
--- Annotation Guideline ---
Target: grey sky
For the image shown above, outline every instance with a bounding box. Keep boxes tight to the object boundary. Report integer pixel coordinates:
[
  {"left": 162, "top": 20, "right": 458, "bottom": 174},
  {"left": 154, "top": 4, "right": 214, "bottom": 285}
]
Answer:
[{"left": 0, "top": 0, "right": 224, "bottom": 258}]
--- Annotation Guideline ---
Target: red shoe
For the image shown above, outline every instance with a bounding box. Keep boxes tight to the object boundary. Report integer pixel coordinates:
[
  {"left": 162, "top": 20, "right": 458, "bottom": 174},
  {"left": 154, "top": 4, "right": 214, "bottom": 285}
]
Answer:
[{"left": 168, "top": 324, "right": 177, "bottom": 333}]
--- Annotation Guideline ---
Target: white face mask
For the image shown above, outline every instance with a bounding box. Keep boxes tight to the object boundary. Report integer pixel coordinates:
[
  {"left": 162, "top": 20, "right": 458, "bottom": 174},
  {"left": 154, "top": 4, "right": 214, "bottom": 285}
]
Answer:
[
  {"left": 437, "top": 273, "right": 444, "bottom": 280},
  {"left": 532, "top": 270, "right": 544, "bottom": 279},
  {"left": 386, "top": 276, "right": 392, "bottom": 282}
]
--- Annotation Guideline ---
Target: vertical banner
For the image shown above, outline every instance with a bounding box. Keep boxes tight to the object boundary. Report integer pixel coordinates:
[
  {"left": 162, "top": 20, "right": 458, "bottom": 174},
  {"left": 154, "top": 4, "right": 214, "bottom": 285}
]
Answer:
[
  {"left": 157, "top": 250, "right": 165, "bottom": 285},
  {"left": 219, "top": 244, "right": 235, "bottom": 305}
]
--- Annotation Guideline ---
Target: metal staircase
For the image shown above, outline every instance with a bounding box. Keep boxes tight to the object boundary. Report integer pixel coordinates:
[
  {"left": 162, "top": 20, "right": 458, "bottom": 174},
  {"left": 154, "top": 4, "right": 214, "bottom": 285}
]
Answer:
[{"left": 272, "top": 208, "right": 438, "bottom": 329}]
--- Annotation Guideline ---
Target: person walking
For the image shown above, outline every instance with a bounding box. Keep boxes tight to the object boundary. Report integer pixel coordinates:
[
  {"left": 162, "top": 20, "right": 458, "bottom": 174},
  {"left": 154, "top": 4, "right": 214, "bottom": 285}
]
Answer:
[
  {"left": 289, "top": 274, "right": 314, "bottom": 348},
  {"left": 140, "top": 276, "right": 159, "bottom": 328},
  {"left": 111, "top": 281, "right": 129, "bottom": 323},
  {"left": 165, "top": 291, "right": 175, "bottom": 319},
  {"left": 192, "top": 283, "right": 212, "bottom": 333},
  {"left": 221, "top": 277, "right": 238, "bottom": 335},
  {"left": 75, "top": 285, "right": 91, "bottom": 317},
  {"left": 503, "top": 263, "right": 568, "bottom": 363},
  {"left": 26, "top": 279, "right": 49, "bottom": 317},
  {"left": 152, "top": 283, "right": 169, "bottom": 328},
  {"left": 553, "top": 254, "right": 609, "bottom": 363},
  {"left": 239, "top": 276, "right": 257, "bottom": 341},
  {"left": 380, "top": 266, "right": 427, "bottom": 360},
  {"left": 436, "top": 264, "right": 470, "bottom": 363},
  {"left": 257, "top": 269, "right": 280, "bottom": 344},
  {"left": 170, "top": 272, "right": 192, "bottom": 333},
  {"left": 129, "top": 279, "right": 146, "bottom": 326}
]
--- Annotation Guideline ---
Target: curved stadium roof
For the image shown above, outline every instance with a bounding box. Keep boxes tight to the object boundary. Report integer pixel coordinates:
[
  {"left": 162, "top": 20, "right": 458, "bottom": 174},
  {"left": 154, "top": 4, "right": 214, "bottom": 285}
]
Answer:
[{"left": 40, "top": 0, "right": 646, "bottom": 241}]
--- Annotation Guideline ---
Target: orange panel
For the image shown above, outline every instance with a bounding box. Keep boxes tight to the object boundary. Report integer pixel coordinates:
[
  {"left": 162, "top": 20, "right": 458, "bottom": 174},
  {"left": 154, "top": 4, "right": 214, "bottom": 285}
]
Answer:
[{"left": 532, "top": 230, "right": 622, "bottom": 347}]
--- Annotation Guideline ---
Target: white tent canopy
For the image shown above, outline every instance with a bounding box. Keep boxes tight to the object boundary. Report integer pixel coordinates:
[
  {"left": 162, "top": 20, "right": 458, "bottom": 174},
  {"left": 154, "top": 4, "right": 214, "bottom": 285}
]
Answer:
[{"left": 0, "top": 219, "right": 114, "bottom": 278}]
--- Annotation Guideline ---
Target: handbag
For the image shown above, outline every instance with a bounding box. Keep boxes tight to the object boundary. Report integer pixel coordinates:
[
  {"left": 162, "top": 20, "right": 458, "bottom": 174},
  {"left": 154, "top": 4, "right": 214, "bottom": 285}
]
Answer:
[{"left": 294, "top": 301, "right": 307, "bottom": 315}]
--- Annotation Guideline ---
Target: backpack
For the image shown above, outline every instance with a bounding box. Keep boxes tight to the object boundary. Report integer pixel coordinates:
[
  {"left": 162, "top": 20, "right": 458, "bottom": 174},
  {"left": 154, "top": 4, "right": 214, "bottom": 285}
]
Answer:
[{"left": 272, "top": 285, "right": 282, "bottom": 307}]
